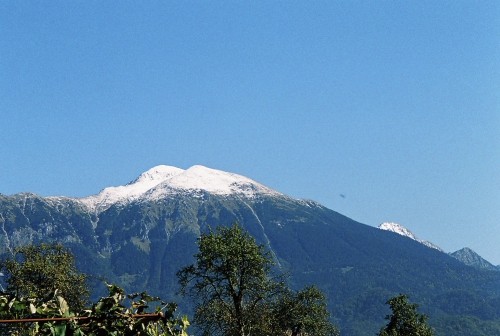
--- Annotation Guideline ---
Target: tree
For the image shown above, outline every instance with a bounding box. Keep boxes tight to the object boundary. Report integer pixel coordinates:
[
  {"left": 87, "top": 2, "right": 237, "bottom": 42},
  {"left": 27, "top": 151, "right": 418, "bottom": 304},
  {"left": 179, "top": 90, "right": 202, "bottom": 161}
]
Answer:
[
  {"left": 177, "top": 223, "right": 337, "bottom": 336},
  {"left": 379, "top": 294, "right": 434, "bottom": 336},
  {"left": 271, "top": 286, "right": 339, "bottom": 336},
  {"left": 177, "top": 224, "right": 279, "bottom": 336},
  {"left": 1, "top": 243, "right": 89, "bottom": 311}
]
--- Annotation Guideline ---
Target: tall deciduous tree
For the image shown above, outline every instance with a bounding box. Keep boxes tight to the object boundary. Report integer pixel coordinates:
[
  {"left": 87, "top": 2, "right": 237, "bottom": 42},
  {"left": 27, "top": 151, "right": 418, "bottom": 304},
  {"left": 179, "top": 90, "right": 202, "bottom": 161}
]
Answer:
[
  {"left": 379, "top": 294, "right": 434, "bottom": 336},
  {"left": 177, "top": 223, "right": 338, "bottom": 336},
  {"left": 1, "top": 243, "right": 89, "bottom": 311}
]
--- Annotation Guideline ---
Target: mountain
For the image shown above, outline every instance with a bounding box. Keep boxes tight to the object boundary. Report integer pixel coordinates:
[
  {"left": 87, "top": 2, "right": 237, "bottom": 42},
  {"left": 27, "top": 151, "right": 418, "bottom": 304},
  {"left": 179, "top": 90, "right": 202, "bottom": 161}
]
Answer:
[
  {"left": 1, "top": 165, "right": 500, "bottom": 336},
  {"left": 450, "top": 247, "right": 499, "bottom": 272},
  {"left": 78, "top": 165, "right": 281, "bottom": 213},
  {"left": 379, "top": 223, "right": 499, "bottom": 273},
  {"left": 378, "top": 222, "right": 443, "bottom": 251}
]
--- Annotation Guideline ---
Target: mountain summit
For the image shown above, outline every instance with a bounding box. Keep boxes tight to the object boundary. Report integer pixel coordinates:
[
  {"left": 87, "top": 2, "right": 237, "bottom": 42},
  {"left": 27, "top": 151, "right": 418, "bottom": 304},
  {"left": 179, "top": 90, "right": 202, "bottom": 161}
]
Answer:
[
  {"left": 80, "top": 165, "right": 282, "bottom": 212},
  {"left": 450, "top": 247, "right": 499, "bottom": 271}
]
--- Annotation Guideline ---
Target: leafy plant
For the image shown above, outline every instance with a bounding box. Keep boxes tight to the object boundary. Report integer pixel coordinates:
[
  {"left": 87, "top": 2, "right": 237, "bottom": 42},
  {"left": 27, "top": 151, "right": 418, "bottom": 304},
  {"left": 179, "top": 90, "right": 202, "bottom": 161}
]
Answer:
[{"left": 0, "top": 284, "right": 189, "bottom": 336}]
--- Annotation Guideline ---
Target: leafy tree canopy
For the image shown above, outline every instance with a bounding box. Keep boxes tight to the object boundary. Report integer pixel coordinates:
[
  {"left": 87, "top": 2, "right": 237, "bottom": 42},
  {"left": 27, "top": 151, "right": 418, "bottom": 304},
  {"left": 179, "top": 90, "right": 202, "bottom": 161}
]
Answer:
[
  {"left": 1, "top": 243, "right": 89, "bottom": 311},
  {"left": 379, "top": 294, "right": 434, "bottom": 336},
  {"left": 272, "top": 285, "right": 339, "bottom": 336}
]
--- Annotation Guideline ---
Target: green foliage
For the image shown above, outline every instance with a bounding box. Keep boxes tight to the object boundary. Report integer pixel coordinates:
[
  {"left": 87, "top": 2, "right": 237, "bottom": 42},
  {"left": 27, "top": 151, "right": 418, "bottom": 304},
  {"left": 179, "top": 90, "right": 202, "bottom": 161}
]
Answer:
[
  {"left": 177, "top": 223, "right": 337, "bottom": 336},
  {"left": 0, "top": 289, "right": 72, "bottom": 336},
  {"left": 177, "top": 223, "right": 278, "bottom": 335},
  {"left": 1, "top": 243, "right": 89, "bottom": 311},
  {"left": 0, "top": 284, "right": 189, "bottom": 336},
  {"left": 78, "top": 283, "right": 189, "bottom": 336},
  {"left": 378, "top": 294, "right": 434, "bottom": 336},
  {"left": 271, "top": 285, "right": 339, "bottom": 336},
  {"left": 0, "top": 243, "right": 188, "bottom": 335},
  {"left": 432, "top": 315, "right": 500, "bottom": 336}
]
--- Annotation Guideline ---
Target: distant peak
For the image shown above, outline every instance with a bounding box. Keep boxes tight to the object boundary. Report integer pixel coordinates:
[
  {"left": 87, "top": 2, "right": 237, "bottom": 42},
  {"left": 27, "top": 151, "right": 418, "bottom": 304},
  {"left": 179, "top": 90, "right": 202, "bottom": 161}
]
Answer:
[
  {"left": 379, "top": 222, "right": 443, "bottom": 251},
  {"left": 450, "top": 247, "right": 498, "bottom": 271},
  {"left": 456, "top": 247, "right": 475, "bottom": 254}
]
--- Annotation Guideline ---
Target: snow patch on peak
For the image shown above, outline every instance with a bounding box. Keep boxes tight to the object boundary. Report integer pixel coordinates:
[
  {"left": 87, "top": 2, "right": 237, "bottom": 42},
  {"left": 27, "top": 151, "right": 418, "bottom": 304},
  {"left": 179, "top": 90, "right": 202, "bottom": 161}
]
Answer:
[
  {"left": 80, "top": 165, "right": 184, "bottom": 212},
  {"left": 146, "top": 165, "right": 282, "bottom": 199},
  {"left": 379, "top": 222, "right": 443, "bottom": 251},
  {"left": 128, "top": 165, "right": 184, "bottom": 185},
  {"left": 79, "top": 165, "right": 282, "bottom": 212},
  {"left": 379, "top": 222, "right": 417, "bottom": 240}
]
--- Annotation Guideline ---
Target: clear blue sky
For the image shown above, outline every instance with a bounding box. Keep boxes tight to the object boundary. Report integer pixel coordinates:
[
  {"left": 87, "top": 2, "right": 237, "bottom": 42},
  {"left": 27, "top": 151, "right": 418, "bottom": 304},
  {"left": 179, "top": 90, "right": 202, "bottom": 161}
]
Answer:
[{"left": 1, "top": 2, "right": 499, "bottom": 264}]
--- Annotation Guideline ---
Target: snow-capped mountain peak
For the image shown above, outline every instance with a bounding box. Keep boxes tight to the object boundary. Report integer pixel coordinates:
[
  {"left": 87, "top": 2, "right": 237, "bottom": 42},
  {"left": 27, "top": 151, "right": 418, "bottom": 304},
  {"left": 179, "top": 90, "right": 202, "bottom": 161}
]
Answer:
[
  {"left": 146, "top": 165, "right": 281, "bottom": 199},
  {"left": 379, "top": 222, "right": 443, "bottom": 251},
  {"left": 79, "top": 165, "right": 281, "bottom": 212},
  {"left": 128, "top": 165, "right": 184, "bottom": 185},
  {"left": 379, "top": 222, "right": 417, "bottom": 240},
  {"left": 80, "top": 165, "right": 182, "bottom": 211}
]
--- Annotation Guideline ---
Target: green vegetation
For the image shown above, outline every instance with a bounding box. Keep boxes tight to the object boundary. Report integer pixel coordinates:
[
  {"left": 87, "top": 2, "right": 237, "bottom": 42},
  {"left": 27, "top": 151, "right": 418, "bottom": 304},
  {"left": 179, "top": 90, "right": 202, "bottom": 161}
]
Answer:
[
  {"left": 378, "top": 294, "right": 433, "bottom": 336},
  {"left": 0, "top": 284, "right": 189, "bottom": 336},
  {"left": 0, "top": 243, "right": 188, "bottom": 336},
  {"left": 432, "top": 315, "right": 500, "bottom": 336},
  {"left": 177, "top": 223, "right": 338, "bottom": 336},
  {"left": 271, "top": 285, "right": 339, "bottom": 336},
  {"left": 1, "top": 243, "right": 89, "bottom": 311}
]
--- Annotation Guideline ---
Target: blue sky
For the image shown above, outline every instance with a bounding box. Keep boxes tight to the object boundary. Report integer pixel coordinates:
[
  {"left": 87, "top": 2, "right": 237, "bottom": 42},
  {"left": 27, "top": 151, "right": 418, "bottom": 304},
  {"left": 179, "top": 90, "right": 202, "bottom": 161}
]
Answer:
[{"left": 1, "top": 2, "right": 499, "bottom": 263}]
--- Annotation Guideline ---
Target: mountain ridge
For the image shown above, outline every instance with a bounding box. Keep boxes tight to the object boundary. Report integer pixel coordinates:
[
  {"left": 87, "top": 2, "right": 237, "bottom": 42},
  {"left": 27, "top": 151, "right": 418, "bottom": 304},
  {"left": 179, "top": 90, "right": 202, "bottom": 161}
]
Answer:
[{"left": 378, "top": 222, "right": 443, "bottom": 251}]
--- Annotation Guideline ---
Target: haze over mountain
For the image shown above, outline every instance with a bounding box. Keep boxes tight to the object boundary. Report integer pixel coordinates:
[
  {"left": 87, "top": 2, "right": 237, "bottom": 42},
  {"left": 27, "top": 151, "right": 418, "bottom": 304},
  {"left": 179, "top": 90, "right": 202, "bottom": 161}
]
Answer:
[{"left": 1, "top": 165, "right": 500, "bottom": 336}]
